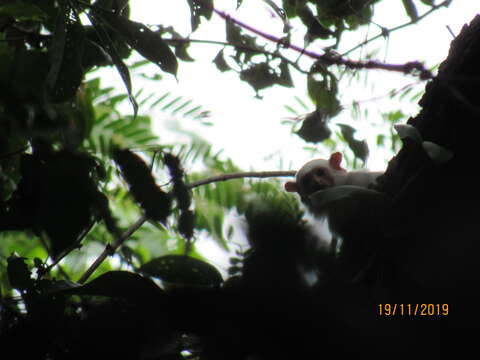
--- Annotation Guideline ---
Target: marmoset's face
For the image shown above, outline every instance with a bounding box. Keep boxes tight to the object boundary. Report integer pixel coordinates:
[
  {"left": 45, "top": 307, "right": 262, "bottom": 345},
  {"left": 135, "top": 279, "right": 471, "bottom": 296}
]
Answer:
[{"left": 297, "top": 164, "right": 334, "bottom": 199}]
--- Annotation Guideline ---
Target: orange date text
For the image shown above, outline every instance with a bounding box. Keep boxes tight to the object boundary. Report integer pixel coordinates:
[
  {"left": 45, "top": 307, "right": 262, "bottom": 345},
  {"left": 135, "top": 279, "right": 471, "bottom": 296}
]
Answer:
[{"left": 377, "top": 303, "right": 449, "bottom": 317}]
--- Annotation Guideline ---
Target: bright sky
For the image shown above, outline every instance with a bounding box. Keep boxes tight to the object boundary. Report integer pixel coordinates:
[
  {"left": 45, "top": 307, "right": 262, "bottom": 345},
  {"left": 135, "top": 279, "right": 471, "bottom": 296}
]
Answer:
[
  {"left": 99, "top": 1, "right": 479, "bottom": 270},
  {"left": 120, "top": 1, "right": 479, "bottom": 172}
]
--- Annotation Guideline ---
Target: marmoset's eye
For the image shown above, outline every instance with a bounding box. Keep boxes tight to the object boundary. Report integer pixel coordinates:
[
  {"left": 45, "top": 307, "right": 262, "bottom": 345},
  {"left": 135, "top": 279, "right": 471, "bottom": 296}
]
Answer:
[{"left": 316, "top": 168, "right": 325, "bottom": 176}]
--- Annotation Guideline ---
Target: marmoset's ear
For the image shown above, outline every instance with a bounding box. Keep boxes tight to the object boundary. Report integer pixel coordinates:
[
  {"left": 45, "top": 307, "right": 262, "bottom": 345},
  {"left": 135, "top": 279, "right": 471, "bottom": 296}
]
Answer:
[{"left": 329, "top": 152, "right": 345, "bottom": 171}]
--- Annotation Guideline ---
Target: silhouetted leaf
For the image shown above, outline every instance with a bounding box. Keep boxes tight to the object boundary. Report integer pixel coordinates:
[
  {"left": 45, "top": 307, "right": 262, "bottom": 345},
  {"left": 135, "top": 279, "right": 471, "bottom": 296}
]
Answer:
[
  {"left": 172, "top": 38, "right": 194, "bottom": 62},
  {"left": 8, "top": 151, "right": 98, "bottom": 256},
  {"left": 95, "top": 10, "right": 178, "bottom": 75},
  {"left": 186, "top": 0, "right": 213, "bottom": 32},
  {"left": 43, "top": 153, "right": 98, "bottom": 255},
  {"left": 7, "top": 255, "right": 32, "bottom": 291},
  {"left": 338, "top": 124, "right": 369, "bottom": 162},
  {"left": 157, "top": 25, "right": 194, "bottom": 62},
  {"left": 225, "top": 19, "right": 259, "bottom": 63},
  {"left": 164, "top": 153, "right": 191, "bottom": 206},
  {"left": 298, "top": 5, "right": 334, "bottom": 41},
  {"left": 240, "top": 62, "right": 278, "bottom": 94},
  {"left": 402, "top": 0, "right": 418, "bottom": 22},
  {"left": 226, "top": 18, "right": 243, "bottom": 44},
  {"left": 87, "top": 11, "right": 137, "bottom": 117},
  {"left": 296, "top": 110, "right": 332, "bottom": 143},
  {"left": 64, "top": 271, "right": 164, "bottom": 300},
  {"left": 81, "top": 31, "right": 113, "bottom": 69},
  {"left": 178, "top": 209, "right": 195, "bottom": 240},
  {"left": 140, "top": 255, "right": 223, "bottom": 287},
  {"left": 163, "top": 152, "right": 194, "bottom": 241},
  {"left": 113, "top": 148, "right": 171, "bottom": 223},
  {"left": 307, "top": 72, "right": 341, "bottom": 117},
  {"left": 213, "top": 49, "right": 230, "bottom": 72},
  {"left": 278, "top": 60, "right": 293, "bottom": 87},
  {"left": 47, "top": 10, "right": 86, "bottom": 102}
]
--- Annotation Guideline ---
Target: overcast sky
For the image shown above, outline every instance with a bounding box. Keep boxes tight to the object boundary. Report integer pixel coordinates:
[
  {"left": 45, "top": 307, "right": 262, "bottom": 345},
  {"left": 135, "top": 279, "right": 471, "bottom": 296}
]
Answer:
[{"left": 116, "top": 1, "right": 479, "bottom": 172}]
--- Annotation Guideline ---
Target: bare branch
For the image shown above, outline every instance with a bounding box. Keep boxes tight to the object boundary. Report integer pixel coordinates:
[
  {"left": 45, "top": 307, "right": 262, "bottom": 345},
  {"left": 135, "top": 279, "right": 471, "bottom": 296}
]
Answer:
[
  {"left": 78, "top": 215, "right": 148, "bottom": 284},
  {"left": 186, "top": 170, "right": 296, "bottom": 188}
]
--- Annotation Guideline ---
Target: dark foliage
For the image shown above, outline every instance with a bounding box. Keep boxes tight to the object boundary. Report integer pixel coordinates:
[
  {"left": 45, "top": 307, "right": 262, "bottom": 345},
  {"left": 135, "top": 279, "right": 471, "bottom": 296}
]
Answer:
[
  {"left": 164, "top": 152, "right": 195, "bottom": 242},
  {"left": 1, "top": 201, "right": 476, "bottom": 359},
  {"left": 113, "top": 148, "right": 172, "bottom": 223},
  {"left": 0, "top": 150, "right": 103, "bottom": 256}
]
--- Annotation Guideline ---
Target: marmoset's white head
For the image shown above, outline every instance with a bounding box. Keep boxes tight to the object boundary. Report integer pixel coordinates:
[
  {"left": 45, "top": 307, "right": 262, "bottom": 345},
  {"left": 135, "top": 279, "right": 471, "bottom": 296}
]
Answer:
[{"left": 285, "top": 152, "right": 346, "bottom": 200}]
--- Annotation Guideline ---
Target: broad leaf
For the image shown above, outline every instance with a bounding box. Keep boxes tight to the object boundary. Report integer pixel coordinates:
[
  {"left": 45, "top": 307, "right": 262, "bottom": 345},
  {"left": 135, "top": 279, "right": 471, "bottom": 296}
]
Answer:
[
  {"left": 7, "top": 255, "right": 32, "bottom": 291},
  {"left": 46, "top": 9, "right": 86, "bottom": 102},
  {"left": 86, "top": 10, "right": 138, "bottom": 117},
  {"left": 186, "top": 0, "right": 213, "bottom": 32},
  {"left": 402, "top": 0, "right": 418, "bottom": 22},
  {"left": 338, "top": 124, "right": 369, "bottom": 162},
  {"left": 296, "top": 110, "right": 332, "bottom": 143},
  {"left": 140, "top": 255, "right": 223, "bottom": 287},
  {"left": 62, "top": 271, "right": 163, "bottom": 300},
  {"left": 95, "top": 10, "right": 178, "bottom": 76},
  {"left": 307, "top": 72, "right": 341, "bottom": 117}
]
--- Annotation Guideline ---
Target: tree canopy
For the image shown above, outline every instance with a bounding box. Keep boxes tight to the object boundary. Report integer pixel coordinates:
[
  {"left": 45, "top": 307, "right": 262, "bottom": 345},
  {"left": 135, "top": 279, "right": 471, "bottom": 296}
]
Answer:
[{"left": 1, "top": 0, "right": 479, "bottom": 358}]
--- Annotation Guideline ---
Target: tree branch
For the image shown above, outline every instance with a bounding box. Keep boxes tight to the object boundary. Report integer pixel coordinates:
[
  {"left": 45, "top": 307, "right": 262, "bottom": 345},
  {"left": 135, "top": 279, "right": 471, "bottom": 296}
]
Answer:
[
  {"left": 193, "top": 0, "right": 434, "bottom": 79},
  {"left": 77, "top": 170, "right": 296, "bottom": 284},
  {"left": 186, "top": 170, "right": 296, "bottom": 188},
  {"left": 78, "top": 215, "right": 147, "bottom": 284}
]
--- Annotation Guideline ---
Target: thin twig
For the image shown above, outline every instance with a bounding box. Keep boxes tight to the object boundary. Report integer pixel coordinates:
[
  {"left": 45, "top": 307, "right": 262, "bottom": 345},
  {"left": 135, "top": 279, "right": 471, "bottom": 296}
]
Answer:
[
  {"left": 341, "top": 0, "right": 452, "bottom": 57},
  {"left": 347, "top": 81, "right": 420, "bottom": 107},
  {"left": 446, "top": 25, "right": 456, "bottom": 39},
  {"left": 44, "top": 220, "right": 95, "bottom": 276},
  {"left": 78, "top": 215, "right": 147, "bottom": 284},
  {"left": 163, "top": 38, "right": 308, "bottom": 74},
  {"left": 77, "top": 170, "right": 296, "bottom": 284}
]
